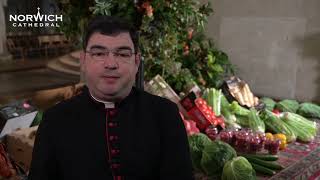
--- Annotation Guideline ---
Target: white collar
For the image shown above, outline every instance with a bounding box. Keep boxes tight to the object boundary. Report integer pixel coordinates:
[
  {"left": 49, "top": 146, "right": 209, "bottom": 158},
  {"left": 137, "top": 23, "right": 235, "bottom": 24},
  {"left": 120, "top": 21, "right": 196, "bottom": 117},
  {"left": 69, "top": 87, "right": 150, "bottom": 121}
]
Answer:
[{"left": 89, "top": 92, "right": 115, "bottom": 108}]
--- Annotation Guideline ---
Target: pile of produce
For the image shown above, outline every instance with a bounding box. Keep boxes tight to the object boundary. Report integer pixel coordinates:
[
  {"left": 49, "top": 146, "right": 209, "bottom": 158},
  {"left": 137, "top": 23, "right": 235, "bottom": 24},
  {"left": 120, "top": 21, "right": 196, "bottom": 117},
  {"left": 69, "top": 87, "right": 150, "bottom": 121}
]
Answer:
[
  {"left": 260, "top": 97, "right": 319, "bottom": 142},
  {"left": 189, "top": 132, "right": 285, "bottom": 178},
  {"left": 181, "top": 83, "right": 320, "bottom": 179}
]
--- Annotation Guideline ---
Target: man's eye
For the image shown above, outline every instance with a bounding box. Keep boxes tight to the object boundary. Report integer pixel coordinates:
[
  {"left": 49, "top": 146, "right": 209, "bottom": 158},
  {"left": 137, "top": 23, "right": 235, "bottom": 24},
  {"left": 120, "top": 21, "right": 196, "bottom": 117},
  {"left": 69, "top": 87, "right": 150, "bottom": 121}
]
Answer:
[
  {"left": 91, "top": 52, "right": 105, "bottom": 57},
  {"left": 114, "top": 51, "right": 131, "bottom": 57}
]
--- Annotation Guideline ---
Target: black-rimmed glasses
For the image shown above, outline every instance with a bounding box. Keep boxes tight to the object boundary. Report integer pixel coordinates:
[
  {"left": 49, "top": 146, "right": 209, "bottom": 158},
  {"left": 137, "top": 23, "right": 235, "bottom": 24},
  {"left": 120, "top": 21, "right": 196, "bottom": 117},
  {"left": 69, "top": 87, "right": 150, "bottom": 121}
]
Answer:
[{"left": 85, "top": 48, "right": 136, "bottom": 62}]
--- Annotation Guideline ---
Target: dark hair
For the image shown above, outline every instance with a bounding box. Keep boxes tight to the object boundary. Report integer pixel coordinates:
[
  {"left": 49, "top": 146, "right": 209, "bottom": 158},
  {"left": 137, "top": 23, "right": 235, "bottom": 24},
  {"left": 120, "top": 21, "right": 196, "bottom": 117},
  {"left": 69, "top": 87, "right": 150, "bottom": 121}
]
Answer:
[{"left": 83, "top": 15, "right": 139, "bottom": 52}]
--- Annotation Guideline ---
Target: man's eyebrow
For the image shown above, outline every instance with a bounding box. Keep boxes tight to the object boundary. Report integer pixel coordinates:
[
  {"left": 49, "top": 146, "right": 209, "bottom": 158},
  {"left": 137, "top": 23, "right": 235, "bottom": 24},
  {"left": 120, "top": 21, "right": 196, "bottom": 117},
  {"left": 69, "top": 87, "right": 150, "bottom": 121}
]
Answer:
[
  {"left": 115, "top": 46, "right": 133, "bottom": 50},
  {"left": 88, "top": 45, "right": 107, "bottom": 50}
]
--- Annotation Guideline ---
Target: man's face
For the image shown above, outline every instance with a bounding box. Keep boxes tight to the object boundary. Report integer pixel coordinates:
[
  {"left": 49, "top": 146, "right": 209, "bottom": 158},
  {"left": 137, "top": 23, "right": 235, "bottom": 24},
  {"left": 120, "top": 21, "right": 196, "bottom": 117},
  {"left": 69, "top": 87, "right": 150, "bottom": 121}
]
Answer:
[{"left": 80, "top": 32, "right": 140, "bottom": 101}]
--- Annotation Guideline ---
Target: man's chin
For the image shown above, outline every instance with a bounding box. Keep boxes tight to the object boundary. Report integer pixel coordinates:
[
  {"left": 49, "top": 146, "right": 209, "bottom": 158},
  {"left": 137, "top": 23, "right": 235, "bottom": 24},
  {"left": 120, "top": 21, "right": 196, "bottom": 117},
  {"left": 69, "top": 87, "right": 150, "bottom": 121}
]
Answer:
[{"left": 99, "top": 88, "right": 118, "bottom": 97}]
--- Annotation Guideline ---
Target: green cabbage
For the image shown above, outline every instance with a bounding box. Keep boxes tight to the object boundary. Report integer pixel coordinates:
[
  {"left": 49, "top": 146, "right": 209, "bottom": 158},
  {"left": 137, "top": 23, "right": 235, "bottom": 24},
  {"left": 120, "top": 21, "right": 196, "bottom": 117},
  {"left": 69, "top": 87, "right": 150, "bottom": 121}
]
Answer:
[
  {"left": 275, "top": 99, "right": 299, "bottom": 113},
  {"left": 188, "top": 133, "right": 212, "bottom": 171},
  {"left": 201, "top": 140, "right": 237, "bottom": 176},
  {"left": 297, "top": 102, "right": 320, "bottom": 119},
  {"left": 260, "top": 97, "right": 276, "bottom": 111},
  {"left": 222, "top": 156, "right": 256, "bottom": 180}
]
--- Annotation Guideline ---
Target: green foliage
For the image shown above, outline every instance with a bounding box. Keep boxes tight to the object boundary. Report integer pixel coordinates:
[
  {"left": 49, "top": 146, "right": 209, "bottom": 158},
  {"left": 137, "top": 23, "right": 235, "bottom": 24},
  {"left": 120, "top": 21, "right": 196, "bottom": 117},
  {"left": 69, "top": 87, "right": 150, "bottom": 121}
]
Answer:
[
  {"left": 56, "top": 0, "right": 95, "bottom": 46},
  {"left": 57, "top": 0, "right": 235, "bottom": 92}
]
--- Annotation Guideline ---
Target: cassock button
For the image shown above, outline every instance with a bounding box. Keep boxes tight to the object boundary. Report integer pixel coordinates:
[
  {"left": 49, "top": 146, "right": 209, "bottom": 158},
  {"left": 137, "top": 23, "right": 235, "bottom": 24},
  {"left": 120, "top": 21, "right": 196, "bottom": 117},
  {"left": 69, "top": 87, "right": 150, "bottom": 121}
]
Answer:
[
  {"left": 111, "top": 163, "right": 120, "bottom": 169},
  {"left": 109, "top": 109, "right": 117, "bottom": 117},
  {"left": 111, "top": 149, "right": 120, "bottom": 156},
  {"left": 109, "top": 135, "right": 119, "bottom": 141},
  {"left": 108, "top": 122, "right": 114, "bottom": 127}
]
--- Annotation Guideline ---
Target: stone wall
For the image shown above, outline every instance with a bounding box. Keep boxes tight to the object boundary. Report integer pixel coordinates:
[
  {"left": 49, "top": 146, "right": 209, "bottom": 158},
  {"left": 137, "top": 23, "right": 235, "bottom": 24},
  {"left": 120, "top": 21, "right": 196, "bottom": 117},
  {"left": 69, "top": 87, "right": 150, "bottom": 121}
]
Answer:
[{"left": 206, "top": 0, "right": 320, "bottom": 103}]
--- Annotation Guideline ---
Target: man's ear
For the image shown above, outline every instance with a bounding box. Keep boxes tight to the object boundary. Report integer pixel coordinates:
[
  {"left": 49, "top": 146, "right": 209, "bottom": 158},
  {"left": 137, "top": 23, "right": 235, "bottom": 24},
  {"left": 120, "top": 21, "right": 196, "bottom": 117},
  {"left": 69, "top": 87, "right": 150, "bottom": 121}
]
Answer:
[{"left": 134, "top": 52, "right": 141, "bottom": 70}]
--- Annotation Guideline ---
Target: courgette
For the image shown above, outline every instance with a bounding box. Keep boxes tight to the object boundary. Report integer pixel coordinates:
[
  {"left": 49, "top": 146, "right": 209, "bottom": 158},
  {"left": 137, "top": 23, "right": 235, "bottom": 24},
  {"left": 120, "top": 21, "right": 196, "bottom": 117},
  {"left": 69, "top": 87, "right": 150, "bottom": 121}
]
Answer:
[
  {"left": 239, "top": 153, "right": 278, "bottom": 161},
  {"left": 245, "top": 156, "right": 284, "bottom": 170},
  {"left": 251, "top": 162, "right": 276, "bottom": 176}
]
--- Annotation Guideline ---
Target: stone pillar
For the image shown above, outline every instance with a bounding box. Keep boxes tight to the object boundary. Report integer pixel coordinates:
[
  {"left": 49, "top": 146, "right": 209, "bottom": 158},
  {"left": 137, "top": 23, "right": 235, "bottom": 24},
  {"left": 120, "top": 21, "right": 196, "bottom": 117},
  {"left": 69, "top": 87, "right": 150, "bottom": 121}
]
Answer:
[{"left": 0, "top": 0, "right": 12, "bottom": 61}]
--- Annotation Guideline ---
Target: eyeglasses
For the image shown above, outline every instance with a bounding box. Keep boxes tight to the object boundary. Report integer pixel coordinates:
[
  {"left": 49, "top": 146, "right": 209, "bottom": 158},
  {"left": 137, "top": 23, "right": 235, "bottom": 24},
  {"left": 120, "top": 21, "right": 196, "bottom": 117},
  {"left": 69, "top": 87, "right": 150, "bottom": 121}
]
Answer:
[{"left": 85, "top": 48, "right": 136, "bottom": 62}]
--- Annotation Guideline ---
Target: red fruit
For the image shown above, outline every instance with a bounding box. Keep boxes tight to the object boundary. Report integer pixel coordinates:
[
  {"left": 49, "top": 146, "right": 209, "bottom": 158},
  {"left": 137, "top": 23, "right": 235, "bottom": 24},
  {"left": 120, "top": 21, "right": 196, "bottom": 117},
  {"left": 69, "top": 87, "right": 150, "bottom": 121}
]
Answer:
[
  {"left": 272, "top": 109, "right": 281, "bottom": 115},
  {"left": 205, "top": 126, "right": 219, "bottom": 141},
  {"left": 213, "top": 120, "right": 218, "bottom": 126},
  {"left": 201, "top": 106, "right": 209, "bottom": 112},
  {"left": 203, "top": 109, "right": 210, "bottom": 115},
  {"left": 205, "top": 114, "right": 212, "bottom": 120}
]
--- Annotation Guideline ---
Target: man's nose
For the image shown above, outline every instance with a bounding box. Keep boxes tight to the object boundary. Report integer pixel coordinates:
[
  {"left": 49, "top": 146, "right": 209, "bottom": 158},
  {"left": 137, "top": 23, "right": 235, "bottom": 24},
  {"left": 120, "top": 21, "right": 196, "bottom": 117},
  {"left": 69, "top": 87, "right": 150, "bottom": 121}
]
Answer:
[{"left": 103, "top": 54, "right": 118, "bottom": 69}]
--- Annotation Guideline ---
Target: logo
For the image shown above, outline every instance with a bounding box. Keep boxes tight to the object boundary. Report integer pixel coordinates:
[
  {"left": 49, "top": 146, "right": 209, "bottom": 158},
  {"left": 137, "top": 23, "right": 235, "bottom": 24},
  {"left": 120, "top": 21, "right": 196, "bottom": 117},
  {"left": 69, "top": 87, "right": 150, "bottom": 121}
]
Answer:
[{"left": 9, "top": 7, "right": 63, "bottom": 28}]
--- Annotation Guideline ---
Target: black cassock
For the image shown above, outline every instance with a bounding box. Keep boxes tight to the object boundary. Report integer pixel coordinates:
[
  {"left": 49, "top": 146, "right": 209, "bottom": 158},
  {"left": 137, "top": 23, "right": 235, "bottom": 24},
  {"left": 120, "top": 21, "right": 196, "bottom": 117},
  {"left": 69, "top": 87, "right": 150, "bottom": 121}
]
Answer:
[{"left": 28, "top": 86, "right": 194, "bottom": 180}]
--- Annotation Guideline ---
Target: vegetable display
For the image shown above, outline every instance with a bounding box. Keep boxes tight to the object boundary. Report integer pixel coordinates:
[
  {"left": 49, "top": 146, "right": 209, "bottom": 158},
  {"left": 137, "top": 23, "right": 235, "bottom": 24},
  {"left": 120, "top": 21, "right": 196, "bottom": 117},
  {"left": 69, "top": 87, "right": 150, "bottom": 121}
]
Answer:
[{"left": 184, "top": 82, "right": 319, "bottom": 179}]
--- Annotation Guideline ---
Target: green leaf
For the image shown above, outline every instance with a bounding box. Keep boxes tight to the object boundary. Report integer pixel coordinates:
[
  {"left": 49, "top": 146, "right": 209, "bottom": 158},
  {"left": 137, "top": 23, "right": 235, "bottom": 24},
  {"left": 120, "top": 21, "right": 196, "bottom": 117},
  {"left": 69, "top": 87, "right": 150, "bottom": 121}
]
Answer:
[{"left": 212, "top": 64, "right": 224, "bottom": 73}]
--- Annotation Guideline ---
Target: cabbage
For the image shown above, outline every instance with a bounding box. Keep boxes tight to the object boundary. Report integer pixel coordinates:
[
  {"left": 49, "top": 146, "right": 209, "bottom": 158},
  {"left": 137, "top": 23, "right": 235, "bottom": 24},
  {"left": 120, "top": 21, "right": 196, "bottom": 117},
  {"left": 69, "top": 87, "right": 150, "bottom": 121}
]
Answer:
[
  {"left": 201, "top": 140, "right": 237, "bottom": 176},
  {"left": 188, "top": 133, "right": 212, "bottom": 171},
  {"left": 297, "top": 102, "right": 320, "bottom": 119},
  {"left": 222, "top": 156, "right": 256, "bottom": 180},
  {"left": 276, "top": 99, "right": 299, "bottom": 113},
  {"left": 260, "top": 97, "right": 276, "bottom": 111}
]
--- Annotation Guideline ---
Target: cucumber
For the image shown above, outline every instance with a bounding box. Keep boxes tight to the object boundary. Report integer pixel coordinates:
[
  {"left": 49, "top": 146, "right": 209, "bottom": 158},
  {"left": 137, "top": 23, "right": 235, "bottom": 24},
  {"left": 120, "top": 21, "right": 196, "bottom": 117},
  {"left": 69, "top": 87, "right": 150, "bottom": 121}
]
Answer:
[
  {"left": 245, "top": 156, "right": 284, "bottom": 170},
  {"left": 251, "top": 162, "right": 276, "bottom": 176},
  {"left": 239, "top": 153, "right": 279, "bottom": 161}
]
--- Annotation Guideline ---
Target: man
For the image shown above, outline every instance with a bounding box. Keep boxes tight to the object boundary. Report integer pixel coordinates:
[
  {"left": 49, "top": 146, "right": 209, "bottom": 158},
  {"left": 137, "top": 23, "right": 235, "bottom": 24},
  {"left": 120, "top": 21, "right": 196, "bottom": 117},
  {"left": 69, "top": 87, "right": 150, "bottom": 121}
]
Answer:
[{"left": 28, "top": 16, "right": 194, "bottom": 180}]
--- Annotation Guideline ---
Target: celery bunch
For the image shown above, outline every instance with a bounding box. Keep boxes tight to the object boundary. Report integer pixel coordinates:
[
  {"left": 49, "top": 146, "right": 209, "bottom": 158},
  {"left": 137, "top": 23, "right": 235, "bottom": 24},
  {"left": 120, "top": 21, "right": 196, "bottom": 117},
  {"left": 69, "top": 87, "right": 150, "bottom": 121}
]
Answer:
[
  {"left": 280, "top": 112, "right": 318, "bottom": 142},
  {"left": 261, "top": 110, "right": 296, "bottom": 142}
]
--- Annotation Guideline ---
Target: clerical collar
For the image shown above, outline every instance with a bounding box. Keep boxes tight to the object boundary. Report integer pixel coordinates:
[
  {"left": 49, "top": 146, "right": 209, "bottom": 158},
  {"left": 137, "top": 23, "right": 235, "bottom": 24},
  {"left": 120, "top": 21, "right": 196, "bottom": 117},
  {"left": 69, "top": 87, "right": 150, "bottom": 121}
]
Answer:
[{"left": 89, "top": 92, "right": 115, "bottom": 108}]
